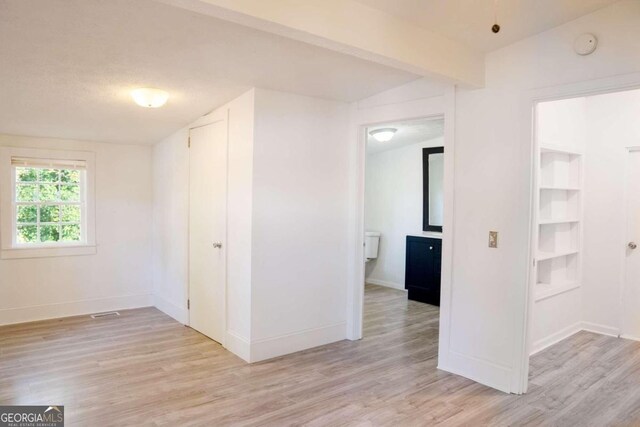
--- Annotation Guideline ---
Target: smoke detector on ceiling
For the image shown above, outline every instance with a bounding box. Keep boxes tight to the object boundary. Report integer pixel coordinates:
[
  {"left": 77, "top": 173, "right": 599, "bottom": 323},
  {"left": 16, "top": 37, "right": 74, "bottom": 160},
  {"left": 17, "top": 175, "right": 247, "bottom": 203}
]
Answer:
[{"left": 574, "top": 33, "right": 598, "bottom": 56}]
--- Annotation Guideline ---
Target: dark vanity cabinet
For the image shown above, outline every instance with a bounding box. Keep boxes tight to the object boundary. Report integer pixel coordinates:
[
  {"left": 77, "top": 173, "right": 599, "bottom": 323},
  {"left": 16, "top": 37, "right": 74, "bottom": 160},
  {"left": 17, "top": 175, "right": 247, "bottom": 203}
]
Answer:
[{"left": 405, "top": 236, "right": 441, "bottom": 306}]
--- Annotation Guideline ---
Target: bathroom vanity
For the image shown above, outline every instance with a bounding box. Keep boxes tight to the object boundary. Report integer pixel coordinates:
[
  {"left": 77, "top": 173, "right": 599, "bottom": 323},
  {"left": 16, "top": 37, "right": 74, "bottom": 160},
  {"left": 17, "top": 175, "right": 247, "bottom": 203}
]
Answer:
[{"left": 405, "top": 236, "right": 442, "bottom": 306}]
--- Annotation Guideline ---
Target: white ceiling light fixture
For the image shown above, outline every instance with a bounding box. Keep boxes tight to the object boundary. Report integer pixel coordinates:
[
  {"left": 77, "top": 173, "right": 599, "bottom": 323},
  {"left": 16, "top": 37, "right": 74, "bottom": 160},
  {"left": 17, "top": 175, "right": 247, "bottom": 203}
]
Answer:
[
  {"left": 369, "top": 128, "right": 397, "bottom": 142},
  {"left": 131, "top": 88, "right": 169, "bottom": 108}
]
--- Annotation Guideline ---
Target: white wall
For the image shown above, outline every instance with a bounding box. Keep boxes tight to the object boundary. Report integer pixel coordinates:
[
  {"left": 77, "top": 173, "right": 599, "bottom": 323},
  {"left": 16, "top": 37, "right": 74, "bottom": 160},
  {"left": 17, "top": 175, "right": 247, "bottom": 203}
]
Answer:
[
  {"left": 582, "top": 89, "right": 640, "bottom": 334},
  {"left": 537, "top": 97, "right": 587, "bottom": 151},
  {"left": 364, "top": 137, "right": 443, "bottom": 289},
  {"left": 152, "top": 88, "right": 351, "bottom": 362},
  {"left": 250, "top": 88, "right": 350, "bottom": 360},
  {"left": 225, "top": 90, "right": 256, "bottom": 355},
  {"left": 152, "top": 128, "right": 190, "bottom": 323},
  {"left": 0, "top": 134, "right": 153, "bottom": 324},
  {"left": 452, "top": 0, "right": 640, "bottom": 392}
]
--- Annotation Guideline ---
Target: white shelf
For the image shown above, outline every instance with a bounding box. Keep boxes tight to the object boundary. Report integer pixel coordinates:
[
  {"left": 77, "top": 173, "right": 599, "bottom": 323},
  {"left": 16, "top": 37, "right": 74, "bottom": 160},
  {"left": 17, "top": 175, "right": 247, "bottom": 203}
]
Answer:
[
  {"left": 537, "top": 249, "right": 579, "bottom": 262},
  {"left": 538, "top": 218, "right": 580, "bottom": 225},
  {"left": 540, "top": 185, "right": 581, "bottom": 191},
  {"left": 540, "top": 146, "right": 583, "bottom": 156},
  {"left": 534, "top": 281, "right": 581, "bottom": 302}
]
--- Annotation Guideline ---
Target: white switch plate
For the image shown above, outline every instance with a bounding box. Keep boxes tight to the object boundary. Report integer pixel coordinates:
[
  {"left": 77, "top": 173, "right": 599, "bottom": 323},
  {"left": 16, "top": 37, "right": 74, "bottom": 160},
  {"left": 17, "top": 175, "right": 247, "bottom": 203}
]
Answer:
[{"left": 489, "top": 231, "right": 498, "bottom": 248}]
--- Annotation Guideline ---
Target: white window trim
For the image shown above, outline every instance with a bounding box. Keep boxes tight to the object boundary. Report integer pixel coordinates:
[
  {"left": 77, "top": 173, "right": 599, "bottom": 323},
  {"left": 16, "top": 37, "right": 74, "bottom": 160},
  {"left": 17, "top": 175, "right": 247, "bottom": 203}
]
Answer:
[{"left": 0, "top": 147, "right": 96, "bottom": 259}]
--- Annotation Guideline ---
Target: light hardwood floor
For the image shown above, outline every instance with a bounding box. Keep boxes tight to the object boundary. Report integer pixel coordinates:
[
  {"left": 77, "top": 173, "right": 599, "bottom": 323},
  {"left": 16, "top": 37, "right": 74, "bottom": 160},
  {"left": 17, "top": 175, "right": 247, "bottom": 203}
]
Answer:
[{"left": 2, "top": 284, "right": 640, "bottom": 426}]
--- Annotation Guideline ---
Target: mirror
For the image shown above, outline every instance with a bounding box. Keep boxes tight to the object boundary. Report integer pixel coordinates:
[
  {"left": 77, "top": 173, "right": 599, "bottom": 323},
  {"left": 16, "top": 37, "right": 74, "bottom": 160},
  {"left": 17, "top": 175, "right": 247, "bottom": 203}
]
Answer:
[{"left": 423, "top": 147, "right": 444, "bottom": 232}]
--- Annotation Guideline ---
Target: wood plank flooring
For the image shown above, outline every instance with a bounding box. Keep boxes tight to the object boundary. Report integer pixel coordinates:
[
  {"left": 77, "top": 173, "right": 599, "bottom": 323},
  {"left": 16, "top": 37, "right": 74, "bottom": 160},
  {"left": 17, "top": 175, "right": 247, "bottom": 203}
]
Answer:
[{"left": 2, "top": 284, "right": 640, "bottom": 426}]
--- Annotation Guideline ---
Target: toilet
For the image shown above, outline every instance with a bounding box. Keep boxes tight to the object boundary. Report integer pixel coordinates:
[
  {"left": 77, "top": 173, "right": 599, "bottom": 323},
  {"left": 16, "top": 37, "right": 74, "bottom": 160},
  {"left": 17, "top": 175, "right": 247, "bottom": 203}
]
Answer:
[{"left": 364, "top": 231, "right": 380, "bottom": 262}]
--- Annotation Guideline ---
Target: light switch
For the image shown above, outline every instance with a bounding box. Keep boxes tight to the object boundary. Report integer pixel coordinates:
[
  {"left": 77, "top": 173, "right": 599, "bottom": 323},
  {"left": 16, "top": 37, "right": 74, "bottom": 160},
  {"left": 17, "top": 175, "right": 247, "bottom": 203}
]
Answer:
[{"left": 488, "top": 231, "right": 498, "bottom": 248}]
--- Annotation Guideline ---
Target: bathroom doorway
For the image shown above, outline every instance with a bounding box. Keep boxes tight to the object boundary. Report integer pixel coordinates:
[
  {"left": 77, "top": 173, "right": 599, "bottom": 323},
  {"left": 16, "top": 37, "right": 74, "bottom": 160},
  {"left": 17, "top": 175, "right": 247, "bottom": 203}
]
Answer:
[{"left": 362, "top": 117, "right": 445, "bottom": 338}]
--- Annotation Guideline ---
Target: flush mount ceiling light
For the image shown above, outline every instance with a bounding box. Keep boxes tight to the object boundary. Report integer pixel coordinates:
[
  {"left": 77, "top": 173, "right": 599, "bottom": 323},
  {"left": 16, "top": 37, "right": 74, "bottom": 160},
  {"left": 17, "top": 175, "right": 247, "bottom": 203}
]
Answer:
[
  {"left": 131, "top": 88, "right": 169, "bottom": 108},
  {"left": 369, "top": 128, "right": 397, "bottom": 142}
]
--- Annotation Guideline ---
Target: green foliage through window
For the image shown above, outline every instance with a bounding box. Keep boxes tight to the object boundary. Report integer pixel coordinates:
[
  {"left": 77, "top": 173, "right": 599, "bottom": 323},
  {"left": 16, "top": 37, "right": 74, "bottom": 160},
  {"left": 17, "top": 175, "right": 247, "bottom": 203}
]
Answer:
[
  {"left": 40, "top": 225, "right": 59, "bottom": 242},
  {"left": 13, "top": 166, "right": 83, "bottom": 245},
  {"left": 60, "top": 185, "right": 80, "bottom": 201},
  {"left": 61, "top": 169, "right": 80, "bottom": 183},
  {"left": 17, "top": 205, "right": 37, "bottom": 223},
  {"left": 17, "top": 184, "right": 37, "bottom": 202},
  {"left": 61, "top": 205, "right": 81, "bottom": 222},
  {"left": 61, "top": 224, "right": 81, "bottom": 241},
  {"left": 17, "top": 225, "right": 37, "bottom": 243},
  {"left": 16, "top": 168, "right": 37, "bottom": 182},
  {"left": 40, "top": 205, "right": 60, "bottom": 223}
]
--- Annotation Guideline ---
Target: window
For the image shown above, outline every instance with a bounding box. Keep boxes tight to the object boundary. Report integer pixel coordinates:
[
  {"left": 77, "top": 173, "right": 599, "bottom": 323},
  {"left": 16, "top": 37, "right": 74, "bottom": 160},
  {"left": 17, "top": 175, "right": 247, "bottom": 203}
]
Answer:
[
  {"left": 13, "top": 159, "right": 85, "bottom": 245},
  {"left": 1, "top": 147, "right": 96, "bottom": 259}
]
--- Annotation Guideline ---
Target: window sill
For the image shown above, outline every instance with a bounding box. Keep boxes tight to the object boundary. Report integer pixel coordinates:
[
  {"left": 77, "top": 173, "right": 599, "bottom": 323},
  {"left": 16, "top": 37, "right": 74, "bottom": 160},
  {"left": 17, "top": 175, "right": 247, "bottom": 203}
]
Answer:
[{"left": 1, "top": 245, "right": 97, "bottom": 260}]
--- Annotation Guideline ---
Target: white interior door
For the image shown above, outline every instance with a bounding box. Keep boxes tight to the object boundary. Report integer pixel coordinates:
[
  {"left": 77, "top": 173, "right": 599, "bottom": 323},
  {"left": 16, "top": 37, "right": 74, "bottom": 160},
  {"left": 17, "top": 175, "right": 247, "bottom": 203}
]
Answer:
[
  {"left": 622, "top": 149, "right": 640, "bottom": 340},
  {"left": 189, "top": 121, "right": 227, "bottom": 344}
]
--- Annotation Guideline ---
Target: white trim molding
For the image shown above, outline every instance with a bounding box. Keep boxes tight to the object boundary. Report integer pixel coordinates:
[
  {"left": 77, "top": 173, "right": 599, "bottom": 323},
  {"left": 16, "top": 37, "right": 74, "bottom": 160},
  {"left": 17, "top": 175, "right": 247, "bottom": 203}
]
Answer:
[
  {"left": 0, "top": 146, "right": 97, "bottom": 260},
  {"left": 153, "top": 294, "right": 188, "bottom": 325},
  {"left": 0, "top": 293, "right": 153, "bottom": 326},
  {"left": 365, "top": 278, "right": 405, "bottom": 291},
  {"left": 439, "top": 350, "right": 513, "bottom": 394},
  {"left": 530, "top": 323, "right": 582, "bottom": 356},
  {"left": 225, "top": 330, "right": 251, "bottom": 362},
  {"left": 521, "top": 72, "right": 640, "bottom": 394},
  {"left": 347, "top": 92, "right": 453, "bottom": 345},
  {"left": 581, "top": 321, "right": 619, "bottom": 338},
  {"left": 531, "top": 322, "right": 621, "bottom": 356},
  {"left": 249, "top": 322, "right": 347, "bottom": 363}
]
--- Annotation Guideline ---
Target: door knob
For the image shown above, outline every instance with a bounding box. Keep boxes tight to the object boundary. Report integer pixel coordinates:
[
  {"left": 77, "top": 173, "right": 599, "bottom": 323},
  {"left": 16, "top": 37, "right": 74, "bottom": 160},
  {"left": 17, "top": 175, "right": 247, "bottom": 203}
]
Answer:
[
  {"left": 212, "top": 242, "right": 222, "bottom": 249},
  {"left": 629, "top": 242, "right": 637, "bottom": 250}
]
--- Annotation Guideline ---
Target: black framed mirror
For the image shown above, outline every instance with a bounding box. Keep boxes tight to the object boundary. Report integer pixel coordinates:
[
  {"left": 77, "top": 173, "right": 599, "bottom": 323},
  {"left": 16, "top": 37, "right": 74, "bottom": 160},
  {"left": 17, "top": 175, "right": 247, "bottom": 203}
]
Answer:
[{"left": 422, "top": 147, "right": 444, "bottom": 232}]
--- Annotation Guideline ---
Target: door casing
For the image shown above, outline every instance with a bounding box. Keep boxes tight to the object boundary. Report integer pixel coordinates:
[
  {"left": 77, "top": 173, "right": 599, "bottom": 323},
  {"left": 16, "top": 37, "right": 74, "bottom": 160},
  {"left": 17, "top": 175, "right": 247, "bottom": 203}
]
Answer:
[{"left": 522, "top": 73, "right": 640, "bottom": 394}]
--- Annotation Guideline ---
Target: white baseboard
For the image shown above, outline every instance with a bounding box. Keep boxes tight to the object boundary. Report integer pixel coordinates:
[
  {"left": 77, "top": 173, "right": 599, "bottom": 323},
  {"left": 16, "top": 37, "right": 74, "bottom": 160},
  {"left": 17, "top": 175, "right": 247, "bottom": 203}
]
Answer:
[
  {"left": 530, "top": 321, "right": 622, "bottom": 356},
  {"left": 225, "top": 330, "right": 251, "bottom": 362},
  {"left": 440, "top": 321, "right": 619, "bottom": 393},
  {"left": 153, "top": 294, "right": 188, "bottom": 324},
  {"left": 249, "top": 322, "right": 347, "bottom": 363},
  {"left": 530, "top": 322, "right": 582, "bottom": 356},
  {"left": 581, "top": 321, "right": 619, "bottom": 337},
  {"left": 0, "top": 293, "right": 153, "bottom": 326},
  {"left": 365, "top": 278, "right": 405, "bottom": 291},
  {"left": 438, "top": 350, "right": 513, "bottom": 394}
]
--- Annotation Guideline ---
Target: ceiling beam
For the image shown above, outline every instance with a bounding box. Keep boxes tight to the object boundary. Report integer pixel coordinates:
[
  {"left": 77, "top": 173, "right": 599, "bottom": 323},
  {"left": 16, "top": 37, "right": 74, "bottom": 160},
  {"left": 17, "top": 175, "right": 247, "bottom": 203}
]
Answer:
[{"left": 155, "top": 0, "right": 485, "bottom": 88}]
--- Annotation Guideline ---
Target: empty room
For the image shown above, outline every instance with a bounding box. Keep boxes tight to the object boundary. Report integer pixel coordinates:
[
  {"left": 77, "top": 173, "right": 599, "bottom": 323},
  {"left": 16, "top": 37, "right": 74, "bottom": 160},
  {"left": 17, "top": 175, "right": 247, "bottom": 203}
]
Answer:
[{"left": 1, "top": 0, "right": 640, "bottom": 426}]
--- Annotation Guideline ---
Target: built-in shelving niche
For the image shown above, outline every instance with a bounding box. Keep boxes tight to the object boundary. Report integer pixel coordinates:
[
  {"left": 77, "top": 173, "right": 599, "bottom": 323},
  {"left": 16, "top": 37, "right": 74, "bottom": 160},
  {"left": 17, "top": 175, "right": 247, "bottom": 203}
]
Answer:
[
  {"left": 540, "top": 149, "right": 581, "bottom": 188},
  {"left": 534, "top": 147, "right": 583, "bottom": 301}
]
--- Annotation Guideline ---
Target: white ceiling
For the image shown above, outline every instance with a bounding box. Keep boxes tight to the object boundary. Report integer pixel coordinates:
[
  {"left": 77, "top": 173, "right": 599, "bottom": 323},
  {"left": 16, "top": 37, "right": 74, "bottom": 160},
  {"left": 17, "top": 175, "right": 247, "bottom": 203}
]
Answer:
[
  {"left": 355, "top": 0, "right": 620, "bottom": 53},
  {"left": 0, "top": 0, "right": 419, "bottom": 145},
  {"left": 366, "top": 118, "right": 444, "bottom": 154}
]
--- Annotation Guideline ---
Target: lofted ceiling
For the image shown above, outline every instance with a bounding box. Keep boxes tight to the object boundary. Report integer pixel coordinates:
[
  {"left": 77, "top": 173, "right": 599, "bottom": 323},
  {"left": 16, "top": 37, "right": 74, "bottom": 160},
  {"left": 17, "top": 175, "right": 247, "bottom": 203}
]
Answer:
[
  {"left": 355, "top": 0, "right": 620, "bottom": 53},
  {"left": 366, "top": 118, "right": 444, "bottom": 154},
  {"left": 0, "top": 0, "right": 419, "bottom": 145}
]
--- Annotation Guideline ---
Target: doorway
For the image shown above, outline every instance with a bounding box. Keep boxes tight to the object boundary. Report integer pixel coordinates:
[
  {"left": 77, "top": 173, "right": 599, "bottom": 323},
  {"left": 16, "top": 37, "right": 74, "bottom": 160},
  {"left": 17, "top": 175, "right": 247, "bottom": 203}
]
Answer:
[
  {"left": 362, "top": 117, "right": 445, "bottom": 337},
  {"left": 527, "top": 87, "right": 640, "bottom": 386},
  {"left": 188, "top": 120, "right": 228, "bottom": 344}
]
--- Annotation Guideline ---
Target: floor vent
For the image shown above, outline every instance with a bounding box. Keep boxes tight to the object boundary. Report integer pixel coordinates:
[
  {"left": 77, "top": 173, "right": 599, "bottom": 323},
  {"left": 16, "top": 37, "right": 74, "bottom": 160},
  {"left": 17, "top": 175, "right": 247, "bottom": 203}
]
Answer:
[{"left": 90, "top": 311, "right": 120, "bottom": 319}]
